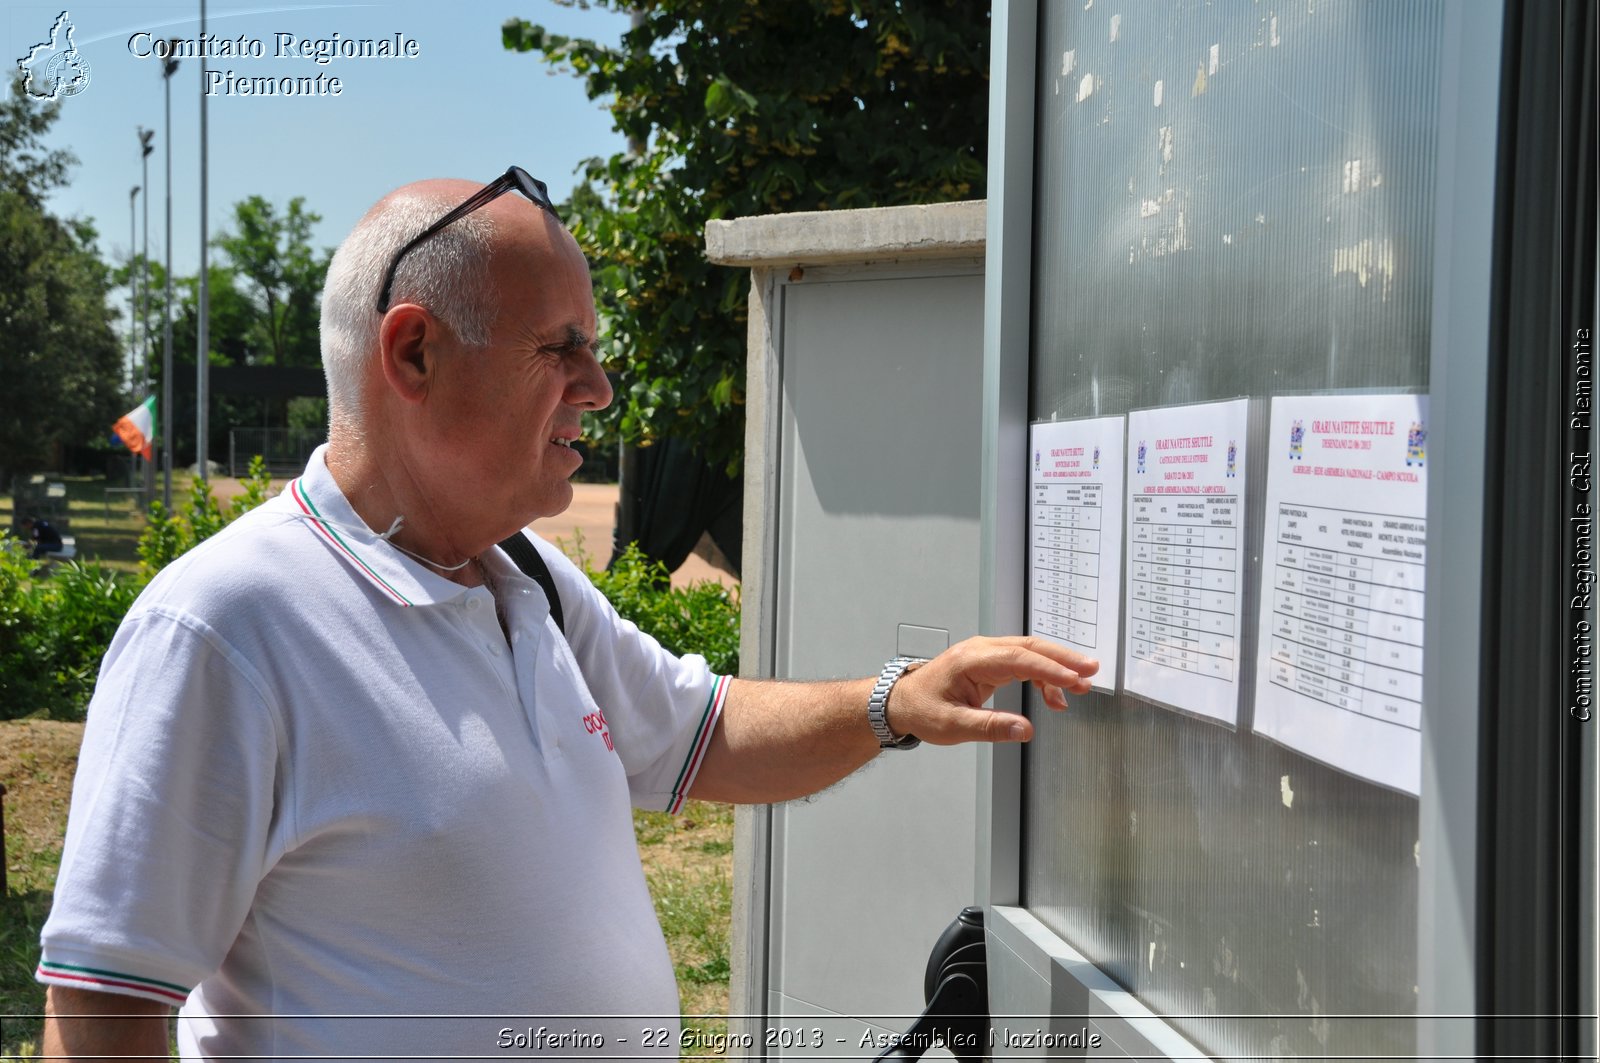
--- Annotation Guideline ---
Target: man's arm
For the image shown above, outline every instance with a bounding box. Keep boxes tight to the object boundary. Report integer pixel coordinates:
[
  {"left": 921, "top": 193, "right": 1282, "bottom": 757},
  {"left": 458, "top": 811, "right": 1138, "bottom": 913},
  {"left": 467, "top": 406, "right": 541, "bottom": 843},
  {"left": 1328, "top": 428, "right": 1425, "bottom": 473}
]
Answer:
[
  {"left": 689, "top": 635, "right": 1097, "bottom": 804},
  {"left": 42, "top": 986, "right": 171, "bottom": 1061}
]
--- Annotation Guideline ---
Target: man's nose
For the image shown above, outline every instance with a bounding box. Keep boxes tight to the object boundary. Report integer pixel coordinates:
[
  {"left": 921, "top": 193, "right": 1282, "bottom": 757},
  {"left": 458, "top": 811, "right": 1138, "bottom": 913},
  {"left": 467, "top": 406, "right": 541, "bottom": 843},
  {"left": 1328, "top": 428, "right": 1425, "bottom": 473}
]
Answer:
[{"left": 570, "top": 353, "right": 613, "bottom": 411}]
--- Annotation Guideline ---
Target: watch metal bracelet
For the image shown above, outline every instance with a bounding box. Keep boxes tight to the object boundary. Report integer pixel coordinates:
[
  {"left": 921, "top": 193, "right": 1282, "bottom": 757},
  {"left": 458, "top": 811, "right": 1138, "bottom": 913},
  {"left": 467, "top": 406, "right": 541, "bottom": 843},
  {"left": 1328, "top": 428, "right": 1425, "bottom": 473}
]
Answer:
[{"left": 868, "top": 655, "right": 929, "bottom": 749}]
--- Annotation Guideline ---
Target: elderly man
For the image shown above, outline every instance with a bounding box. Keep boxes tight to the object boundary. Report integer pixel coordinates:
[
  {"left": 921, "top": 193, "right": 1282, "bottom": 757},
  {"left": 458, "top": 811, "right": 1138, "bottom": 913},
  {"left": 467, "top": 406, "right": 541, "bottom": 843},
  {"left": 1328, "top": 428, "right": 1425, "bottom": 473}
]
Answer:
[{"left": 38, "top": 171, "right": 1097, "bottom": 1060}]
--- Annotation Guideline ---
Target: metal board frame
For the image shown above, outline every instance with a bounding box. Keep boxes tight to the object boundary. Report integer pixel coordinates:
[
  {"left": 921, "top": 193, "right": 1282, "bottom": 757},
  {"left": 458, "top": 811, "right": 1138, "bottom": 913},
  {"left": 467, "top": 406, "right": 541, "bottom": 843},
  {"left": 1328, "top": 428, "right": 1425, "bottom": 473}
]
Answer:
[{"left": 977, "top": 0, "right": 1507, "bottom": 1057}]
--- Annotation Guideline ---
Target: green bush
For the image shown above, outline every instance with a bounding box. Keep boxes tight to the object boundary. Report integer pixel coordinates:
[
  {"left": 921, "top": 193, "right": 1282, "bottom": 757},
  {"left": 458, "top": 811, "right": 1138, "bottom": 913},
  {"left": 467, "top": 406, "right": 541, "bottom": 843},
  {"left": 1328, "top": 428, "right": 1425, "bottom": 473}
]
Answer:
[
  {"left": 577, "top": 537, "right": 741, "bottom": 676},
  {"left": 0, "top": 459, "right": 277, "bottom": 722},
  {"left": 138, "top": 457, "right": 271, "bottom": 578},
  {"left": 32, "top": 559, "right": 140, "bottom": 717},
  {"left": 0, "top": 538, "right": 139, "bottom": 722},
  {"left": 0, "top": 536, "right": 44, "bottom": 716}
]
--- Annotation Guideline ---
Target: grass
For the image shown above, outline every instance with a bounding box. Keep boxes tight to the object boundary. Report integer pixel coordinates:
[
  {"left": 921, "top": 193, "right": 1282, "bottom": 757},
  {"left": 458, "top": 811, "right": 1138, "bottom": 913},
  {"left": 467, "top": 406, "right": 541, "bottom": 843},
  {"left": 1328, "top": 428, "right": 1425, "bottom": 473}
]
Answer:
[
  {"left": 1, "top": 733, "right": 737, "bottom": 1062},
  {"left": 635, "top": 804, "right": 737, "bottom": 1053},
  {"left": 0, "top": 721, "right": 80, "bottom": 1060},
  {"left": 1, "top": 476, "right": 155, "bottom": 576}
]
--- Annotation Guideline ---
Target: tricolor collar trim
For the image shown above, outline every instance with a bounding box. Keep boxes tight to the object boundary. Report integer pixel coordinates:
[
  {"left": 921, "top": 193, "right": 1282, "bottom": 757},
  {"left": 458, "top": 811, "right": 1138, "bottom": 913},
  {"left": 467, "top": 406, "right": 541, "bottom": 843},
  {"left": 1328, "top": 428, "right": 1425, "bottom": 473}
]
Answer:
[{"left": 288, "top": 477, "right": 415, "bottom": 607}]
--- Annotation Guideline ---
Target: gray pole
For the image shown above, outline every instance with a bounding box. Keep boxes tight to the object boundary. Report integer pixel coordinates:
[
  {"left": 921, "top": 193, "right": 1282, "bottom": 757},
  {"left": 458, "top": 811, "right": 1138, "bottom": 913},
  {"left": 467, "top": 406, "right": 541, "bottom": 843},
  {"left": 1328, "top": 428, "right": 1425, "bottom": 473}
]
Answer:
[
  {"left": 161, "top": 54, "right": 179, "bottom": 509},
  {"left": 196, "top": 0, "right": 210, "bottom": 482},
  {"left": 140, "top": 129, "right": 155, "bottom": 502},
  {"left": 128, "top": 186, "right": 138, "bottom": 398},
  {"left": 139, "top": 128, "right": 153, "bottom": 395}
]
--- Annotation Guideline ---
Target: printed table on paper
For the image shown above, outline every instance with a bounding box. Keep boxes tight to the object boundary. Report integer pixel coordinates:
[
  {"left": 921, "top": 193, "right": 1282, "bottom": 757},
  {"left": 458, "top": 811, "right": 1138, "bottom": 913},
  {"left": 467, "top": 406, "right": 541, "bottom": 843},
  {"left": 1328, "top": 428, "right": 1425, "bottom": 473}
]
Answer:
[
  {"left": 1252, "top": 393, "right": 1428, "bottom": 795},
  {"left": 1123, "top": 399, "right": 1250, "bottom": 723},
  {"left": 1029, "top": 417, "right": 1126, "bottom": 691}
]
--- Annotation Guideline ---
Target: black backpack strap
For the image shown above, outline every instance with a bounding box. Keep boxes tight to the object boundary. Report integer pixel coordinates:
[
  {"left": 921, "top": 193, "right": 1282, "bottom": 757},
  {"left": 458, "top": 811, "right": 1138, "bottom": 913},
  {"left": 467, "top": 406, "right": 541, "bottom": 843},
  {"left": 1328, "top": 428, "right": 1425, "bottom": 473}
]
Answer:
[{"left": 497, "top": 531, "right": 565, "bottom": 635}]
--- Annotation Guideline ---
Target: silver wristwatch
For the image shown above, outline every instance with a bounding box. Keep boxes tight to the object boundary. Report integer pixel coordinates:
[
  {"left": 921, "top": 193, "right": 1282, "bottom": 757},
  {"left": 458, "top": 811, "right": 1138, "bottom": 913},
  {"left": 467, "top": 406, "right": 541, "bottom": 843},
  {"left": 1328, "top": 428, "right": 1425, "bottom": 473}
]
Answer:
[{"left": 868, "top": 656, "right": 928, "bottom": 749}]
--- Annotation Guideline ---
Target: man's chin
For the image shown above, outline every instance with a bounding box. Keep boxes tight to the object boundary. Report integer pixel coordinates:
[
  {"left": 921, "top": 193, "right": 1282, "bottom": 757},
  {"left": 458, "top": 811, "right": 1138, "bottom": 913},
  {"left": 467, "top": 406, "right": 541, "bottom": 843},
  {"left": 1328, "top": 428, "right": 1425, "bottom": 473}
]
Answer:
[{"left": 523, "top": 481, "right": 576, "bottom": 525}]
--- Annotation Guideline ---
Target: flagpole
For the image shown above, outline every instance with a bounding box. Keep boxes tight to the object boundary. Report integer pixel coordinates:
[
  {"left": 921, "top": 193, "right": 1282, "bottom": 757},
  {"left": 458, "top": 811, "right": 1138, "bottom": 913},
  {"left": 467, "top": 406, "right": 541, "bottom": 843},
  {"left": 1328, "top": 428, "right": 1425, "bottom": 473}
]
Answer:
[
  {"left": 139, "top": 128, "right": 155, "bottom": 503},
  {"left": 196, "top": 0, "right": 210, "bottom": 483},
  {"left": 127, "top": 185, "right": 138, "bottom": 399},
  {"left": 161, "top": 50, "right": 178, "bottom": 509}
]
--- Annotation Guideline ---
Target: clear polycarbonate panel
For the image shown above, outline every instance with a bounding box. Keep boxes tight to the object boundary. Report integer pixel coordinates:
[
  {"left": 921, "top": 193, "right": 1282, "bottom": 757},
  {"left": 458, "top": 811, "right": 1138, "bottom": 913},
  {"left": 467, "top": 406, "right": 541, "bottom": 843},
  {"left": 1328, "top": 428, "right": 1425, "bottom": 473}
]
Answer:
[{"left": 1024, "top": 2, "right": 1441, "bottom": 1059}]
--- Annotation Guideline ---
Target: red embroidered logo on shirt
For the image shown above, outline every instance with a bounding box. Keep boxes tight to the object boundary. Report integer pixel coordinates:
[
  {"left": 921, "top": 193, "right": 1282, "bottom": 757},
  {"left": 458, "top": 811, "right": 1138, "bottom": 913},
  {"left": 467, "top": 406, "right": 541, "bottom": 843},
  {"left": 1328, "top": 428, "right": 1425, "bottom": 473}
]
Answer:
[{"left": 581, "top": 709, "right": 613, "bottom": 751}]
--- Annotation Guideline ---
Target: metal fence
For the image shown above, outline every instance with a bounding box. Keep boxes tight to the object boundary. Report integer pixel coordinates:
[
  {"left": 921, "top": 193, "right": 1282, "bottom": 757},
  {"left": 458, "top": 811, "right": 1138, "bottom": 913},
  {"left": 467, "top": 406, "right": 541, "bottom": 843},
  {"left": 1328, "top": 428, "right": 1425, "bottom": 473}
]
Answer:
[{"left": 228, "top": 427, "right": 325, "bottom": 477}]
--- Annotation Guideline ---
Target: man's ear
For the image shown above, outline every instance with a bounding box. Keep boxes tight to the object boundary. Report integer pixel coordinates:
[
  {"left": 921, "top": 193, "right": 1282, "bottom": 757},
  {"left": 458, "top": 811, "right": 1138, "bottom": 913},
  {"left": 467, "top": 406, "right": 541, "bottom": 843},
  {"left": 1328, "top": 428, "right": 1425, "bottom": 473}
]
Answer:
[{"left": 377, "top": 304, "right": 434, "bottom": 405}]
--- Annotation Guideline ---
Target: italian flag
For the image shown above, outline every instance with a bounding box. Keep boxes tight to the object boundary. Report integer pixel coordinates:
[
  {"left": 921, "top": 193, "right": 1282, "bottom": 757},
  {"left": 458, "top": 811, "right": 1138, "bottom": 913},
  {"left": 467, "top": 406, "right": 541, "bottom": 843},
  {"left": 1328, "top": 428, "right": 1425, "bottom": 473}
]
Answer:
[{"left": 112, "top": 396, "right": 157, "bottom": 461}]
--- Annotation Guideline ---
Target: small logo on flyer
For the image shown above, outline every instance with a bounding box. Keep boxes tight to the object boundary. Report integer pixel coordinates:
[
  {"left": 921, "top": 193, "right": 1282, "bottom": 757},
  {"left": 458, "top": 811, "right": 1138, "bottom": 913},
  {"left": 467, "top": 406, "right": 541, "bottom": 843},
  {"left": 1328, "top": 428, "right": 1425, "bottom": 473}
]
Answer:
[
  {"left": 18, "top": 11, "right": 91, "bottom": 101},
  {"left": 1226, "top": 439, "right": 1238, "bottom": 477},
  {"left": 1136, "top": 440, "right": 1147, "bottom": 475},
  {"left": 1092, "top": 444, "right": 1101, "bottom": 471},
  {"left": 1288, "top": 419, "right": 1305, "bottom": 460},
  {"left": 1405, "top": 421, "right": 1427, "bottom": 467}
]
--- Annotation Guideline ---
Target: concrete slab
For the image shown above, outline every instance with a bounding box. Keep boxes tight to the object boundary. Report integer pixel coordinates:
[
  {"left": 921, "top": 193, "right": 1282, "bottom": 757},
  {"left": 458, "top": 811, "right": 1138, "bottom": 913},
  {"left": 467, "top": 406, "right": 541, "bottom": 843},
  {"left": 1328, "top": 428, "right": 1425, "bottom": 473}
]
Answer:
[{"left": 705, "top": 200, "right": 985, "bottom": 268}]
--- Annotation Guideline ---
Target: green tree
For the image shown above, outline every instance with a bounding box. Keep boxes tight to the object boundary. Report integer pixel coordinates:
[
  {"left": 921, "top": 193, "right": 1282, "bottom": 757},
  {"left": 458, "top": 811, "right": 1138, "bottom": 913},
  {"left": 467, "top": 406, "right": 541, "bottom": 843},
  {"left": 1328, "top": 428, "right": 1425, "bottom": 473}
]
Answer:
[
  {"left": 212, "top": 195, "right": 329, "bottom": 368},
  {"left": 114, "top": 257, "right": 252, "bottom": 376},
  {"left": 115, "top": 195, "right": 332, "bottom": 465},
  {"left": 0, "top": 81, "right": 123, "bottom": 483},
  {"left": 0, "top": 77, "right": 73, "bottom": 206},
  {"left": 111, "top": 256, "right": 264, "bottom": 465},
  {"left": 112, "top": 252, "right": 168, "bottom": 387},
  {"left": 503, "top": 1, "right": 989, "bottom": 473}
]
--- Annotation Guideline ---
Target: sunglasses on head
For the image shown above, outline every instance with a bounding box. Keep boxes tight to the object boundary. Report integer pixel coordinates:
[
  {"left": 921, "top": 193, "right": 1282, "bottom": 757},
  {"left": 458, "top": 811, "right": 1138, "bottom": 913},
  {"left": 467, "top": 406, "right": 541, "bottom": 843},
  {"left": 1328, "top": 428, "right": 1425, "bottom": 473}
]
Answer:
[{"left": 375, "top": 166, "right": 560, "bottom": 313}]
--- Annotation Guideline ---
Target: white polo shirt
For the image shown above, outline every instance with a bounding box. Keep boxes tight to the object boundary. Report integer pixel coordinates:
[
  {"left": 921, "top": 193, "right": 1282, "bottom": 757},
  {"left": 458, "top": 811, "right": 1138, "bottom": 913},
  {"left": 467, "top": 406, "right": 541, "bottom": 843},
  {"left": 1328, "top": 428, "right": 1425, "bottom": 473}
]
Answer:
[{"left": 38, "top": 448, "right": 728, "bottom": 1060}]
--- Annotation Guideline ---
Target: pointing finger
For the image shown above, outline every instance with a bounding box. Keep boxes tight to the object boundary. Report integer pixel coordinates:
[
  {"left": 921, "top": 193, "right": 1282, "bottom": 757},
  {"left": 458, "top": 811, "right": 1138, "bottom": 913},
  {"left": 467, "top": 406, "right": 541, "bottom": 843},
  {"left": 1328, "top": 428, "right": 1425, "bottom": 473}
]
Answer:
[{"left": 951, "top": 643, "right": 1095, "bottom": 696}]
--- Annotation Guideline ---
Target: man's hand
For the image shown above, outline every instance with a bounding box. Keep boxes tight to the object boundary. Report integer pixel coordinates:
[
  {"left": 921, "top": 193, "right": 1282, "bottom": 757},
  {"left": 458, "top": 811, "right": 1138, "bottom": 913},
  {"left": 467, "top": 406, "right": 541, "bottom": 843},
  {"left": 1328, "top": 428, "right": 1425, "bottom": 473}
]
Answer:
[
  {"left": 883, "top": 635, "right": 1097, "bottom": 745},
  {"left": 42, "top": 985, "right": 171, "bottom": 1061},
  {"left": 690, "top": 636, "right": 1098, "bottom": 804}
]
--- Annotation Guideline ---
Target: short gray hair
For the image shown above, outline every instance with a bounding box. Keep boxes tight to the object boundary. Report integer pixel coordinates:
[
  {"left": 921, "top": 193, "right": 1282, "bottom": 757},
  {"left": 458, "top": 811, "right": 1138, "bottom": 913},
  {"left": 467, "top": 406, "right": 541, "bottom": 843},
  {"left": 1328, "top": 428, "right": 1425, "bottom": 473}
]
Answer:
[{"left": 320, "top": 190, "right": 498, "bottom": 430}]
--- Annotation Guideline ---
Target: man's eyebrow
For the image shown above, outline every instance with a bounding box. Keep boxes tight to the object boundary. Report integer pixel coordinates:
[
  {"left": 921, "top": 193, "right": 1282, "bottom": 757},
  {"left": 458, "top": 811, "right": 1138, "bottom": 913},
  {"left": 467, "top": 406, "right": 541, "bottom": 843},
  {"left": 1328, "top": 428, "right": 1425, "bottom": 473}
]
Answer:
[{"left": 555, "top": 325, "right": 594, "bottom": 352}]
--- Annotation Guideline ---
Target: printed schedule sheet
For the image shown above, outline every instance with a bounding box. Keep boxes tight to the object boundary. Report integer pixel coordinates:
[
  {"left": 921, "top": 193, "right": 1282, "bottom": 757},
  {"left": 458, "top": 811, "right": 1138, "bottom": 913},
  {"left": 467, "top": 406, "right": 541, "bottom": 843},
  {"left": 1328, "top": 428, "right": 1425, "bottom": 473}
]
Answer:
[
  {"left": 1123, "top": 399, "right": 1250, "bottom": 723},
  {"left": 1252, "top": 393, "right": 1429, "bottom": 795},
  {"left": 1028, "top": 417, "right": 1125, "bottom": 691}
]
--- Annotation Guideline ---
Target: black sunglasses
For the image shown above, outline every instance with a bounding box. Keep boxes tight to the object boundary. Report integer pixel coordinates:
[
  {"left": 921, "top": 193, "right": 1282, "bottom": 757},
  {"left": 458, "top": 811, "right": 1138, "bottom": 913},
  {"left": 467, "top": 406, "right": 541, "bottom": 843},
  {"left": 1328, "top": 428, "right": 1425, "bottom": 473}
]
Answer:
[{"left": 375, "top": 166, "right": 560, "bottom": 313}]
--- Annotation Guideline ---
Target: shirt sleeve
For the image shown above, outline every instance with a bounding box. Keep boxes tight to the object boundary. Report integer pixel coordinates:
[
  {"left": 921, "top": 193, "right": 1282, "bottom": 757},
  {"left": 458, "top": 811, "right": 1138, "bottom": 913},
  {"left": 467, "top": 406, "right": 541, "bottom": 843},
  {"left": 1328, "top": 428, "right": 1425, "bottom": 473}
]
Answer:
[
  {"left": 37, "top": 606, "right": 286, "bottom": 1007},
  {"left": 530, "top": 538, "right": 728, "bottom": 814}
]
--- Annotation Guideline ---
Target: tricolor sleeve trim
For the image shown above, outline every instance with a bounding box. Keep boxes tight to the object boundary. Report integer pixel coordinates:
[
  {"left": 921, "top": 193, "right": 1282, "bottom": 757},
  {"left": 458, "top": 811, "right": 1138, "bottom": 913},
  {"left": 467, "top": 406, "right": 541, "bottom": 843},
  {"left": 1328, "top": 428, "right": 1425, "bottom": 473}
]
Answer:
[
  {"left": 667, "top": 674, "right": 730, "bottom": 815},
  {"left": 37, "top": 959, "right": 190, "bottom": 1006}
]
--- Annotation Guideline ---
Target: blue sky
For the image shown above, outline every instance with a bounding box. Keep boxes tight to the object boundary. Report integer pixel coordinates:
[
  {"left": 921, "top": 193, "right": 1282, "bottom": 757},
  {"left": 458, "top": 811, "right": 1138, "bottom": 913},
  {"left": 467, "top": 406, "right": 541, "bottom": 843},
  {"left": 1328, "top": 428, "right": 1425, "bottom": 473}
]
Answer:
[{"left": 5, "top": 1, "right": 634, "bottom": 275}]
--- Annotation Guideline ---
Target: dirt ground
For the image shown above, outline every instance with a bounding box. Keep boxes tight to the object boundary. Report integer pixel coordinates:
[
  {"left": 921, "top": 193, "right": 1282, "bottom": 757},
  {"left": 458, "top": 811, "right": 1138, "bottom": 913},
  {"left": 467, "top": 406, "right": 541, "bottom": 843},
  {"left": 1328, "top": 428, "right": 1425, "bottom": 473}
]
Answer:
[
  {"left": 528, "top": 483, "right": 737, "bottom": 589},
  {"left": 204, "top": 478, "right": 736, "bottom": 589},
  {"left": 0, "top": 721, "right": 79, "bottom": 893}
]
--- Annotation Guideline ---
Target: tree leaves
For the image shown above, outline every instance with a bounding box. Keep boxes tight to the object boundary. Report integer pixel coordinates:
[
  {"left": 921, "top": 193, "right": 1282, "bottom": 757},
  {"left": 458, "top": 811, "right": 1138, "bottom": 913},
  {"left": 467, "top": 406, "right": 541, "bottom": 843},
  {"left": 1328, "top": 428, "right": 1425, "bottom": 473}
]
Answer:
[
  {"left": 0, "top": 162, "right": 122, "bottom": 480},
  {"left": 0, "top": 79, "right": 75, "bottom": 208},
  {"left": 703, "top": 76, "right": 758, "bottom": 122},
  {"left": 211, "top": 195, "right": 329, "bottom": 368},
  {"left": 503, "top": 0, "right": 989, "bottom": 474}
]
